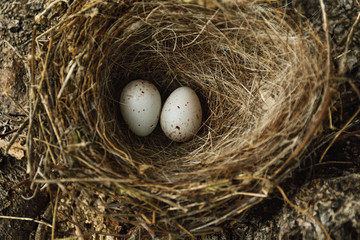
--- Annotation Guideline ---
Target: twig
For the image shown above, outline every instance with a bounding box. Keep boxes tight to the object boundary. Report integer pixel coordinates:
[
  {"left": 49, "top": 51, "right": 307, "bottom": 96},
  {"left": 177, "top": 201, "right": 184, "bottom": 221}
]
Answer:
[
  {"left": 34, "top": 177, "right": 132, "bottom": 184},
  {"left": 0, "top": 40, "right": 23, "bottom": 59},
  {"left": 26, "top": 26, "right": 37, "bottom": 176},
  {"left": 0, "top": 215, "right": 52, "bottom": 228},
  {"left": 38, "top": 114, "right": 57, "bottom": 165},
  {"left": 175, "top": 221, "right": 193, "bottom": 239},
  {"left": 10, "top": 178, "right": 30, "bottom": 189},
  {"left": 319, "top": 107, "right": 360, "bottom": 163},
  {"left": 30, "top": 26, "right": 36, "bottom": 89},
  {"left": 349, "top": 80, "right": 360, "bottom": 100},
  {"left": 5, "top": 117, "right": 29, "bottom": 155},
  {"left": 315, "top": 161, "right": 352, "bottom": 166},
  {"left": 137, "top": 217, "right": 155, "bottom": 239},
  {"left": 190, "top": 196, "right": 262, "bottom": 233},
  {"left": 57, "top": 61, "right": 77, "bottom": 99},
  {"left": 2, "top": 91, "right": 28, "bottom": 116},
  {"left": 338, "top": 12, "right": 360, "bottom": 75},
  {"left": 276, "top": 185, "right": 332, "bottom": 240},
  {"left": 319, "top": 0, "right": 331, "bottom": 82},
  {"left": 319, "top": 80, "right": 360, "bottom": 162},
  {"left": 29, "top": 156, "right": 45, "bottom": 190},
  {"left": 40, "top": 93, "right": 63, "bottom": 152},
  {"left": 21, "top": 184, "right": 39, "bottom": 200},
  {"left": 0, "top": 128, "right": 19, "bottom": 138}
]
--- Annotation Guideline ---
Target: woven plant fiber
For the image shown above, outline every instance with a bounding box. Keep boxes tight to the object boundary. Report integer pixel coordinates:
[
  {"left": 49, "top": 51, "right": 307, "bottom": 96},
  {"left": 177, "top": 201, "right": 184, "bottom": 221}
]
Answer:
[{"left": 29, "top": 0, "right": 331, "bottom": 237}]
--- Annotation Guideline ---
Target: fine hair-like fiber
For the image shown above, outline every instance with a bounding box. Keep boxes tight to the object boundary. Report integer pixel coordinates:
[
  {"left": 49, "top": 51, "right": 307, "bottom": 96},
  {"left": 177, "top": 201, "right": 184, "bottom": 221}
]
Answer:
[{"left": 30, "top": 0, "right": 331, "bottom": 236}]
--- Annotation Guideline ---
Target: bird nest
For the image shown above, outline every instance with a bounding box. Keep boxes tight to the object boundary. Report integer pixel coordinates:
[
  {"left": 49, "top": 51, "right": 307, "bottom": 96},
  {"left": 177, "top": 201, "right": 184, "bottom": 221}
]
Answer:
[{"left": 29, "top": 0, "right": 331, "bottom": 237}]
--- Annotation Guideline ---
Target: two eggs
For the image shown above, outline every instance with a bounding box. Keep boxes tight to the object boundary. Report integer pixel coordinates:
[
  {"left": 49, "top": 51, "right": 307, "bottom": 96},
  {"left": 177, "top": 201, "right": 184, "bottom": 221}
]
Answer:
[{"left": 119, "top": 80, "right": 202, "bottom": 142}]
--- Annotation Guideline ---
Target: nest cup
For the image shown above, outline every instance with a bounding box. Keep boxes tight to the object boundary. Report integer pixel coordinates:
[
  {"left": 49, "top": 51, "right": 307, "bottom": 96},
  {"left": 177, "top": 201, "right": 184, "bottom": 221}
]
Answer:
[{"left": 32, "top": 0, "right": 330, "bottom": 236}]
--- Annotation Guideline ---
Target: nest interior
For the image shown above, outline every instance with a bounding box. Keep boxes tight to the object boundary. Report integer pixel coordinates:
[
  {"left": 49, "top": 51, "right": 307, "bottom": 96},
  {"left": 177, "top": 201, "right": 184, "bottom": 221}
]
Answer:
[{"left": 31, "top": 0, "right": 330, "bottom": 236}]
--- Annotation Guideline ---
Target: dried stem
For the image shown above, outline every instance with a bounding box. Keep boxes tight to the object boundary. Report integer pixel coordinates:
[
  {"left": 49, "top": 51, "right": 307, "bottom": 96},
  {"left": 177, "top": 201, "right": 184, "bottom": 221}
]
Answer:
[{"left": 0, "top": 215, "right": 52, "bottom": 228}]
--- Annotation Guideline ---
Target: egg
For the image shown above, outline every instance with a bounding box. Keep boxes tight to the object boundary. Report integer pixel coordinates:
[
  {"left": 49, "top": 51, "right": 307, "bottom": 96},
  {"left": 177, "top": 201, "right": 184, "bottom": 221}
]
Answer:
[
  {"left": 120, "top": 80, "right": 161, "bottom": 136},
  {"left": 160, "top": 87, "right": 202, "bottom": 142}
]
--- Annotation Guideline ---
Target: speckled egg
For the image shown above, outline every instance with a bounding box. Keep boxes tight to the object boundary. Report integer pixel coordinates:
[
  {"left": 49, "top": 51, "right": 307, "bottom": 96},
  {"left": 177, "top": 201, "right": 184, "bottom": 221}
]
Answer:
[
  {"left": 160, "top": 87, "right": 202, "bottom": 142},
  {"left": 120, "top": 80, "right": 161, "bottom": 137}
]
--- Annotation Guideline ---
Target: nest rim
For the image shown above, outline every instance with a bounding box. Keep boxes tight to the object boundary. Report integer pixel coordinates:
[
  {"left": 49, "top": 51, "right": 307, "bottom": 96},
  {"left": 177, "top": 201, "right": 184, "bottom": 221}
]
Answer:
[{"left": 30, "top": 0, "right": 331, "bottom": 236}]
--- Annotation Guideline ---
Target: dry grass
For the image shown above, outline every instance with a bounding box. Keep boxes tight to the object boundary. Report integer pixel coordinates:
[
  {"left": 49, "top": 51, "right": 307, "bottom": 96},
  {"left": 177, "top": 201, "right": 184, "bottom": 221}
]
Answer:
[{"left": 27, "top": 0, "right": 331, "bottom": 237}]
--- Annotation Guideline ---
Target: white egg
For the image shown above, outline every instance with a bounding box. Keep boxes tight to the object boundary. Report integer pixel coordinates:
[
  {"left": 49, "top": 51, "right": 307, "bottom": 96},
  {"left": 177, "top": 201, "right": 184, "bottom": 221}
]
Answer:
[
  {"left": 160, "top": 87, "right": 202, "bottom": 142},
  {"left": 120, "top": 80, "right": 161, "bottom": 136}
]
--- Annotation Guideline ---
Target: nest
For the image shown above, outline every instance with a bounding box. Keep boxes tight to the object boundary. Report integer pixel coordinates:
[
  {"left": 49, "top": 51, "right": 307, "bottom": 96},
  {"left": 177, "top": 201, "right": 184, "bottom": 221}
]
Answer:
[{"left": 29, "top": 0, "right": 331, "bottom": 237}]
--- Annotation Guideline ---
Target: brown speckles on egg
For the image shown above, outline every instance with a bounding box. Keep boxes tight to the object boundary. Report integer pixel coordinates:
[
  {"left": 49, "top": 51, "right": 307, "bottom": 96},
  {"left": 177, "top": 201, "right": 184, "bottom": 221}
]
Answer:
[
  {"left": 120, "top": 80, "right": 161, "bottom": 137},
  {"left": 160, "top": 87, "right": 202, "bottom": 142}
]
